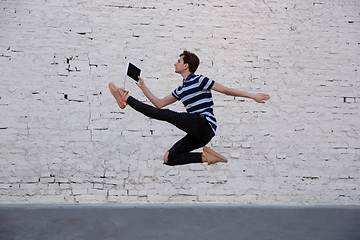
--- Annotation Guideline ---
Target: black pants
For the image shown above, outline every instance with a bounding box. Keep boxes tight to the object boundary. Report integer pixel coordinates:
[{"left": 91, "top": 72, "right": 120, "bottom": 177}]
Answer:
[{"left": 127, "top": 96, "right": 215, "bottom": 166}]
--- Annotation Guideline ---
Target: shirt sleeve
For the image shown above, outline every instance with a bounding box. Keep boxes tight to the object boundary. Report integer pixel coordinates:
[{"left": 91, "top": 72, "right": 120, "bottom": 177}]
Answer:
[
  {"left": 172, "top": 87, "right": 181, "bottom": 100},
  {"left": 201, "top": 76, "right": 215, "bottom": 91}
]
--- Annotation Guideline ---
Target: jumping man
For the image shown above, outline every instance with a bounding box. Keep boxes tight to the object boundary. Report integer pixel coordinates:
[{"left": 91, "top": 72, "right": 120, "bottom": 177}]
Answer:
[{"left": 109, "top": 51, "right": 270, "bottom": 166}]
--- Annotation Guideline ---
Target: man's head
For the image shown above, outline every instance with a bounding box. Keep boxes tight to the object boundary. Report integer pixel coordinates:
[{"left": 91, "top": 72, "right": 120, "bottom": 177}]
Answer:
[{"left": 178, "top": 51, "right": 200, "bottom": 73}]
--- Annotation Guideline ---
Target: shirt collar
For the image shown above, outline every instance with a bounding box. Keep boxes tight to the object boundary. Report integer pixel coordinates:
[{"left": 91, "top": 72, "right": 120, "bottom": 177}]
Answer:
[{"left": 183, "top": 73, "right": 195, "bottom": 83}]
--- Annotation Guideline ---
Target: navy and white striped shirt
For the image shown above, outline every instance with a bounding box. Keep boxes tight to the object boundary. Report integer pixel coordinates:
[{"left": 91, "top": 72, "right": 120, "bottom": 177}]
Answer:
[{"left": 172, "top": 73, "right": 217, "bottom": 133}]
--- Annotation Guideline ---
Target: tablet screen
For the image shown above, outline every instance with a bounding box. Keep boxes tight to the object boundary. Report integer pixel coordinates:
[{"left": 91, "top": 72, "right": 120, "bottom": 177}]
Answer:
[{"left": 126, "top": 62, "right": 141, "bottom": 82}]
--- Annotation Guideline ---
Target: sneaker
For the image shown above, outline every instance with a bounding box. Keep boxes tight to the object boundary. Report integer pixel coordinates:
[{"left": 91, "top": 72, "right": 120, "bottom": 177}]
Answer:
[
  {"left": 109, "top": 83, "right": 128, "bottom": 109},
  {"left": 203, "top": 146, "right": 228, "bottom": 165}
]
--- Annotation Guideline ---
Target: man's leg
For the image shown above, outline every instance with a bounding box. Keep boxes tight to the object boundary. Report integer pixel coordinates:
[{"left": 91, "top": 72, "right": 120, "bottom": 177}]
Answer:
[
  {"left": 110, "top": 85, "right": 199, "bottom": 135},
  {"left": 126, "top": 96, "right": 227, "bottom": 165},
  {"left": 126, "top": 96, "right": 202, "bottom": 136},
  {"left": 109, "top": 86, "right": 226, "bottom": 165},
  {"left": 164, "top": 134, "right": 211, "bottom": 166}
]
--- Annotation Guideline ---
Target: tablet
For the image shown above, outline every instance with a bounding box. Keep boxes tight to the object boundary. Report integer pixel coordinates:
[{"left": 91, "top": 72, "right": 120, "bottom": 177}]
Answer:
[{"left": 126, "top": 61, "right": 141, "bottom": 83}]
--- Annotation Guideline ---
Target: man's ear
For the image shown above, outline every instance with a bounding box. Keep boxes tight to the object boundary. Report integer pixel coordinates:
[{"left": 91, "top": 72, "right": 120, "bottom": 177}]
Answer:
[{"left": 184, "top": 63, "right": 189, "bottom": 70}]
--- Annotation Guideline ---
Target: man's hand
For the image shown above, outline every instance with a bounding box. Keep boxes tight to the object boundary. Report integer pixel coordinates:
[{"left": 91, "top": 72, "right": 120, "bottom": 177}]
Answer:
[
  {"left": 136, "top": 76, "right": 146, "bottom": 90},
  {"left": 252, "top": 93, "right": 270, "bottom": 103}
]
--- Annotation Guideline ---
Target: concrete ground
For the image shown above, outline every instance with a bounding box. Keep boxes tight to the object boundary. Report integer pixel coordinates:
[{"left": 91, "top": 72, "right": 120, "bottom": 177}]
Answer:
[{"left": 1, "top": 205, "right": 359, "bottom": 240}]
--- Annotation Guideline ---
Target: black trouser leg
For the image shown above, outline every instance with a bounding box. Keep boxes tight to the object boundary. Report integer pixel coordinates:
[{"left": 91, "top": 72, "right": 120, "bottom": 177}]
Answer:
[{"left": 126, "top": 96, "right": 215, "bottom": 166}]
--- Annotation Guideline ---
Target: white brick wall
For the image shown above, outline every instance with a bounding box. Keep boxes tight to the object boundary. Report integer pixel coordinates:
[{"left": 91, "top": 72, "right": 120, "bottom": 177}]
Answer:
[{"left": 0, "top": 0, "right": 359, "bottom": 205}]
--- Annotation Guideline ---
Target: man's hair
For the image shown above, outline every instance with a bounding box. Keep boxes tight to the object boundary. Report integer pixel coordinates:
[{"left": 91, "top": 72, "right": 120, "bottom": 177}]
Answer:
[{"left": 180, "top": 51, "right": 200, "bottom": 73}]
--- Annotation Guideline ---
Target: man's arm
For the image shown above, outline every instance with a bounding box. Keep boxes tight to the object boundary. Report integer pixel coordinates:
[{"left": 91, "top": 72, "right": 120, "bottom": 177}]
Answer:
[
  {"left": 137, "top": 77, "right": 178, "bottom": 108},
  {"left": 211, "top": 81, "right": 270, "bottom": 103}
]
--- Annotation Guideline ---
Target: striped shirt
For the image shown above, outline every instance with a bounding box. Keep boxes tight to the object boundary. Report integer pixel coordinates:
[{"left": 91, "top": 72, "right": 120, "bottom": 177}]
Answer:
[{"left": 172, "top": 73, "right": 217, "bottom": 133}]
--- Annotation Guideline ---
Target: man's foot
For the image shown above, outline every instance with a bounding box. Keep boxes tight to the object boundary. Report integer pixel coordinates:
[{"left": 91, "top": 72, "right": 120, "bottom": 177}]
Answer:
[
  {"left": 109, "top": 83, "right": 129, "bottom": 109},
  {"left": 202, "top": 147, "right": 228, "bottom": 165}
]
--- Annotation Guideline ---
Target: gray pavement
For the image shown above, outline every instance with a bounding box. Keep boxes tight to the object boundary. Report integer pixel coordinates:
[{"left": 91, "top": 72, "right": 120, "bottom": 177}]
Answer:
[{"left": 1, "top": 205, "right": 359, "bottom": 240}]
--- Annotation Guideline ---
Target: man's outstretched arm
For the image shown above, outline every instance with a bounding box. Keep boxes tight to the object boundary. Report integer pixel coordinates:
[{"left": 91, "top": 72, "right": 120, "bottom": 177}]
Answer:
[
  {"left": 137, "top": 77, "right": 177, "bottom": 108},
  {"left": 211, "top": 82, "right": 270, "bottom": 103}
]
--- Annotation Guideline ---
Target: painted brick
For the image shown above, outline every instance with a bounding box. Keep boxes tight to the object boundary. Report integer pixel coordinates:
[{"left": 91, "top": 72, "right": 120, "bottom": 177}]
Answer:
[{"left": 0, "top": 0, "right": 359, "bottom": 206}]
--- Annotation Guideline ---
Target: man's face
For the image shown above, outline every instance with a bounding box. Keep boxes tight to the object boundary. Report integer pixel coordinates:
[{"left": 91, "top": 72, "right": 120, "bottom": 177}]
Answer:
[{"left": 174, "top": 56, "right": 187, "bottom": 74}]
